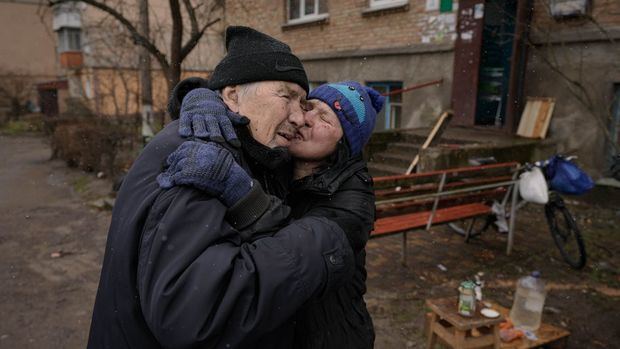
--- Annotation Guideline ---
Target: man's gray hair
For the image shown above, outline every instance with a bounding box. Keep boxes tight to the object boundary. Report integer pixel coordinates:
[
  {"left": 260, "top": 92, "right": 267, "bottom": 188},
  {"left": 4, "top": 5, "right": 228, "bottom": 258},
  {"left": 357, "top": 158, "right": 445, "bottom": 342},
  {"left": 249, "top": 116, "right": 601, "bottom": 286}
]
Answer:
[
  {"left": 217, "top": 82, "right": 260, "bottom": 100},
  {"left": 236, "top": 82, "right": 261, "bottom": 100}
]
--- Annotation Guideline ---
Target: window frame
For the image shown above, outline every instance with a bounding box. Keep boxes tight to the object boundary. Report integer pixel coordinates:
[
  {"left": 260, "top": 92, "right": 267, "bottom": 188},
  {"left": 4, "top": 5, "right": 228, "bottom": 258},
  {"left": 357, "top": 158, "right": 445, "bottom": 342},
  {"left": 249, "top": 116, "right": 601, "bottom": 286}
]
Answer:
[
  {"left": 286, "top": 0, "right": 328, "bottom": 25},
  {"left": 366, "top": 81, "right": 403, "bottom": 130},
  {"left": 57, "top": 27, "right": 82, "bottom": 52},
  {"left": 368, "top": 0, "right": 409, "bottom": 10}
]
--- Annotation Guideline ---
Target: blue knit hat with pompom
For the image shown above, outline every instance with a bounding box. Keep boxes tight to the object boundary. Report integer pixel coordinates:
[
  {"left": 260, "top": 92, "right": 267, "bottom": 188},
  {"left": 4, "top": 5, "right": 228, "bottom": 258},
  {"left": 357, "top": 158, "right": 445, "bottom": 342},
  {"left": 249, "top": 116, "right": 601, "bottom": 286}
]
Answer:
[{"left": 309, "top": 81, "right": 385, "bottom": 156}]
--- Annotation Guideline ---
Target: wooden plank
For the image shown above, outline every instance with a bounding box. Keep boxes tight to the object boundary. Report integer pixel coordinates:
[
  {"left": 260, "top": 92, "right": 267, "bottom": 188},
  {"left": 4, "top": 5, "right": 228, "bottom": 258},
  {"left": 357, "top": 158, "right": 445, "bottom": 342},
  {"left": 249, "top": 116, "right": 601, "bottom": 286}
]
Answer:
[
  {"left": 376, "top": 187, "right": 507, "bottom": 218},
  {"left": 426, "top": 297, "right": 504, "bottom": 331},
  {"left": 531, "top": 99, "right": 551, "bottom": 138},
  {"left": 488, "top": 302, "right": 571, "bottom": 349},
  {"left": 375, "top": 175, "right": 513, "bottom": 199},
  {"left": 373, "top": 162, "right": 519, "bottom": 188},
  {"left": 516, "top": 97, "right": 556, "bottom": 139},
  {"left": 372, "top": 203, "right": 491, "bottom": 237}
]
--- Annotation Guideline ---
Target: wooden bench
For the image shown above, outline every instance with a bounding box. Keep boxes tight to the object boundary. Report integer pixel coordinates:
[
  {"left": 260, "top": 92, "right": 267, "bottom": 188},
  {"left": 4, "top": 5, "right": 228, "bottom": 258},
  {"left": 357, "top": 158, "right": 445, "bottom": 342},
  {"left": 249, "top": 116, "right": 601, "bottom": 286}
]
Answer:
[{"left": 371, "top": 162, "right": 520, "bottom": 265}]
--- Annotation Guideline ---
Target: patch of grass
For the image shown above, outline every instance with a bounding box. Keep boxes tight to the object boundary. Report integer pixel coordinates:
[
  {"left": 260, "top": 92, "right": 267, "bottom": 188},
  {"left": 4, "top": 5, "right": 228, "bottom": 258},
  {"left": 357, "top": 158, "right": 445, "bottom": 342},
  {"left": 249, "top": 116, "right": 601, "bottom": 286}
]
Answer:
[
  {"left": 72, "top": 175, "right": 90, "bottom": 194},
  {"left": 0, "top": 118, "right": 44, "bottom": 135}
]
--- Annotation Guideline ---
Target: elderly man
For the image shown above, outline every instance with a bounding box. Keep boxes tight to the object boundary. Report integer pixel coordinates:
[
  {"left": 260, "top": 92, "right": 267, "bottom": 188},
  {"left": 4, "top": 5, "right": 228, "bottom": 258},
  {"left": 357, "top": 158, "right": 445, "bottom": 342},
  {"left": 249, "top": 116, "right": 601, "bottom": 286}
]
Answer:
[{"left": 87, "top": 26, "right": 354, "bottom": 349}]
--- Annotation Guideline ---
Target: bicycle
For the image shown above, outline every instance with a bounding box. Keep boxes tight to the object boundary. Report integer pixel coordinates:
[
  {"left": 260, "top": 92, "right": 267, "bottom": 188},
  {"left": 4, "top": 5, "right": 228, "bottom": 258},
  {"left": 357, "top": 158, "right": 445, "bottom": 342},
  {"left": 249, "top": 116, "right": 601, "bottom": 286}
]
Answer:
[{"left": 448, "top": 156, "right": 588, "bottom": 269}]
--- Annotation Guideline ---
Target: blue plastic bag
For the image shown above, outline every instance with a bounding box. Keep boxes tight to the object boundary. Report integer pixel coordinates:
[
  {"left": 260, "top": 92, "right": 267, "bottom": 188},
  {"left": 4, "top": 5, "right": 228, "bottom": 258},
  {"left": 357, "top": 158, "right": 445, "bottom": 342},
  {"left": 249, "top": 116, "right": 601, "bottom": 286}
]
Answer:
[{"left": 545, "top": 156, "right": 594, "bottom": 195}]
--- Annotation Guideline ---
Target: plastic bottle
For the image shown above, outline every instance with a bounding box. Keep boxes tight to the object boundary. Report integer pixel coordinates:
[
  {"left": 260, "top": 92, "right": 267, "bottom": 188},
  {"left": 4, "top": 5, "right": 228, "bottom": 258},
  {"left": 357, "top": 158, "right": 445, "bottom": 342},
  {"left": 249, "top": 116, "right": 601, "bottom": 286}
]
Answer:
[{"left": 509, "top": 271, "right": 546, "bottom": 331}]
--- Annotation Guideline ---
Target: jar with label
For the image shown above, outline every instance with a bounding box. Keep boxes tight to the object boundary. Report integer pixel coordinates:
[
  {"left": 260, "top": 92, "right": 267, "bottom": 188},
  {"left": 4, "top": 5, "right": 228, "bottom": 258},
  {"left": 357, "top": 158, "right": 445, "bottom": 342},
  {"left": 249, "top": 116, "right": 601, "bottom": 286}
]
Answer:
[{"left": 458, "top": 280, "right": 476, "bottom": 317}]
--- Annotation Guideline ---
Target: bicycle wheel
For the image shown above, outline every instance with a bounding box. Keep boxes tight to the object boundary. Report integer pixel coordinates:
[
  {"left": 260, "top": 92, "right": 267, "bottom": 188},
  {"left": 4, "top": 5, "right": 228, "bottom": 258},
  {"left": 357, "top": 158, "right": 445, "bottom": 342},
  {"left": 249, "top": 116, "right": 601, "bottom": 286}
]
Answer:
[
  {"left": 544, "top": 196, "right": 587, "bottom": 269},
  {"left": 448, "top": 216, "right": 493, "bottom": 242}
]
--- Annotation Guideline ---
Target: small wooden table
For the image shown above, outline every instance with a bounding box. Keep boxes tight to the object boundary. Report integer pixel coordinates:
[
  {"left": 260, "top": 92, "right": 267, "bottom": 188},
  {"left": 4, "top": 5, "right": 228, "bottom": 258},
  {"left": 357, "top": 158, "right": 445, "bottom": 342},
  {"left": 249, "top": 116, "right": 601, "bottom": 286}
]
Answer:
[
  {"left": 426, "top": 297, "right": 504, "bottom": 349},
  {"left": 491, "top": 301, "right": 570, "bottom": 349},
  {"left": 425, "top": 298, "right": 571, "bottom": 349}
]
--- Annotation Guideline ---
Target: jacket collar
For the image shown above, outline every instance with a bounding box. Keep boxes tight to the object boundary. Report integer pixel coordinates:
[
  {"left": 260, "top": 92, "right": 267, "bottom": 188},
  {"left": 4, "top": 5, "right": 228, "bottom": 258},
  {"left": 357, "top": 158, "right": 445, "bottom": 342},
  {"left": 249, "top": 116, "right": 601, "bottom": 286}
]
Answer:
[{"left": 290, "top": 142, "right": 367, "bottom": 196}]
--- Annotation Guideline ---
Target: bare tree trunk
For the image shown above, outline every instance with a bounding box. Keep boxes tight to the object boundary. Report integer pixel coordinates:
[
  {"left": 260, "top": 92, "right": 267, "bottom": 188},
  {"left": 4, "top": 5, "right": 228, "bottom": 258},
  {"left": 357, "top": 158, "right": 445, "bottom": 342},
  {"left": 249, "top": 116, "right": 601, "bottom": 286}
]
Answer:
[
  {"left": 168, "top": 0, "right": 182, "bottom": 91},
  {"left": 138, "top": 0, "right": 154, "bottom": 141}
]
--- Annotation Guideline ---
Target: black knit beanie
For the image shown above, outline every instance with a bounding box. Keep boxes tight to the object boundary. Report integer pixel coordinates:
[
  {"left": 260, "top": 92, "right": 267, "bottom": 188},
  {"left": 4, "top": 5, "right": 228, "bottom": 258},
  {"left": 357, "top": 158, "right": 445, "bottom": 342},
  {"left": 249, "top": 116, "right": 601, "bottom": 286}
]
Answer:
[{"left": 208, "top": 26, "right": 309, "bottom": 94}]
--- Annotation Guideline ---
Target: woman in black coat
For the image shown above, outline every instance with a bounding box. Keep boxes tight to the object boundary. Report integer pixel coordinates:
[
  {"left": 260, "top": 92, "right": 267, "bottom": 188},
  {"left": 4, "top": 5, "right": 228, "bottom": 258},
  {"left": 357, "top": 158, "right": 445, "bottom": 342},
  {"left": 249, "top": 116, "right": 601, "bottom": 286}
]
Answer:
[{"left": 161, "top": 80, "right": 384, "bottom": 348}]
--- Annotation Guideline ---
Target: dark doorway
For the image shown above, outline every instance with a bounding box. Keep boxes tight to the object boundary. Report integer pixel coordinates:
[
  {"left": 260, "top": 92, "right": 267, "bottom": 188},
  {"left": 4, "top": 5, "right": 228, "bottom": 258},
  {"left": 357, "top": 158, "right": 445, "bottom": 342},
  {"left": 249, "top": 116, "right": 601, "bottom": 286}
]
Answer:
[
  {"left": 451, "top": 0, "right": 531, "bottom": 131},
  {"left": 609, "top": 83, "right": 620, "bottom": 170},
  {"left": 39, "top": 88, "right": 59, "bottom": 117},
  {"left": 475, "top": 0, "right": 517, "bottom": 126}
]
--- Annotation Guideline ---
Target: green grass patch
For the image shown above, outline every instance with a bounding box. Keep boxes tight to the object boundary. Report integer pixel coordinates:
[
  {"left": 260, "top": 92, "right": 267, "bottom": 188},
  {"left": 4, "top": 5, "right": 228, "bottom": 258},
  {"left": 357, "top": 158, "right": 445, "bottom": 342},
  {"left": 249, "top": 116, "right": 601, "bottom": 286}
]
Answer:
[
  {"left": 72, "top": 175, "right": 90, "bottom": 194},
  {"left": 0, "top": 119, "right": 44, "bottom": 135}
]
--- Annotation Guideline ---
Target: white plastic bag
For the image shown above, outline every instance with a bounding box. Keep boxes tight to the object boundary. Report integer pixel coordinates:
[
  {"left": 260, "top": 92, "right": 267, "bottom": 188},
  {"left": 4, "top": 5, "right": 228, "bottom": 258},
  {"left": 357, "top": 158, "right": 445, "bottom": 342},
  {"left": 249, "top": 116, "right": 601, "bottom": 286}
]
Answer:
[{"left": 519, "top": 167, "right": 549, "bottom": 204}]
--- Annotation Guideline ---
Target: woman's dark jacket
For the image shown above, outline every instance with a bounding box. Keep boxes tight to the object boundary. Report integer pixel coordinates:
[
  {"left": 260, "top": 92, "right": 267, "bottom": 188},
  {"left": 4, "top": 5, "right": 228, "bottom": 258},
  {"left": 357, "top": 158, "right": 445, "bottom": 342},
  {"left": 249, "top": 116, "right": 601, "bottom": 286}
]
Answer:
[{"left": 287, "top": 146, "right": 376, "bottom": 349}]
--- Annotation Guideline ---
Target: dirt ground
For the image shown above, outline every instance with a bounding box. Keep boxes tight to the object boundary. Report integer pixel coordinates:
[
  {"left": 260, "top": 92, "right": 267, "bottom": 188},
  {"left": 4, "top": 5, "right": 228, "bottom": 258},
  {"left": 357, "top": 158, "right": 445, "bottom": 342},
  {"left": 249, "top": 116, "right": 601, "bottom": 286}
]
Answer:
[{"left": 1, "top": 134, "right": 619, "bottom": 348}]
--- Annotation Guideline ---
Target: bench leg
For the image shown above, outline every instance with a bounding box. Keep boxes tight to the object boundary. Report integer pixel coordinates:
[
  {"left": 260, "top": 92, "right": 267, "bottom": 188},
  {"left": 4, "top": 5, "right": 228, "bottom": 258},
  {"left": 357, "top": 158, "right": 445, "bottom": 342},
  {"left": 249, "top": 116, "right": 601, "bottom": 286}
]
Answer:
[{"left": 401, "top": 232, "right": 408, "bottom": 267}]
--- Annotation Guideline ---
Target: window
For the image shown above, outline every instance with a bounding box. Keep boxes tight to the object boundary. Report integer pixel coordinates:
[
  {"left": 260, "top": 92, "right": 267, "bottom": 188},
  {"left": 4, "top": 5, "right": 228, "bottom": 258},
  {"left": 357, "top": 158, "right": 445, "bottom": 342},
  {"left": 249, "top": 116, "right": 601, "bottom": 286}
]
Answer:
[
  {"left": 439, "top": 0, "right": 453, "bottom": 13},
  {"left": 549, "top": 0, "right": 589, "bottom": 18},
  {"left": 287, "top": 0, "right": 328, "bottom": 24},
  {"left": 366, "top": 82, "right": 403, "bottom": 131},
  {"left": 369, "top": 0, "right": 408, "bottom": 10},
  {"left": 57, "top": 27, "right": 82, "bottom": 52}
]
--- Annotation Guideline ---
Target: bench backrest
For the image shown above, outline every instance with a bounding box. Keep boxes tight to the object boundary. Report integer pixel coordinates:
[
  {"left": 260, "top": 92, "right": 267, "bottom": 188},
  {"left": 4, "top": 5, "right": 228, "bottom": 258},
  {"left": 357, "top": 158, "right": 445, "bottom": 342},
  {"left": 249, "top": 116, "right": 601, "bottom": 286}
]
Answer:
[{"left": 373, "top": 162, "right": 519, "bottom": 218}]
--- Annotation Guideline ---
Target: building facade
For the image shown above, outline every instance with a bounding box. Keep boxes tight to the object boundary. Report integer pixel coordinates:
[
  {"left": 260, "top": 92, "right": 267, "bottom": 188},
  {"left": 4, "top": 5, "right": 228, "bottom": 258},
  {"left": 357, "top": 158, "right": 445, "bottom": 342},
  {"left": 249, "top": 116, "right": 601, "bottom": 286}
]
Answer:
[
  {"left": 0, "top": 0, "right": 60, "bottom": 116},
  {"left": 51, "top": 0, "right": 223, "bottom": 117},
  {"left": 222, "top": 0, "right": 620, "bottom": 177}
]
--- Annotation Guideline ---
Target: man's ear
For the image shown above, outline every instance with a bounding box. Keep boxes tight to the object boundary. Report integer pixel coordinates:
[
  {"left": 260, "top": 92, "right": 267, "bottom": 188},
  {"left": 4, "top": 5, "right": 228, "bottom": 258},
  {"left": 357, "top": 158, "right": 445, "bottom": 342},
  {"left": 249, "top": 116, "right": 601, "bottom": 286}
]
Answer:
[{"left": 221, "top": 86, "right": 240, "bottom": 112}]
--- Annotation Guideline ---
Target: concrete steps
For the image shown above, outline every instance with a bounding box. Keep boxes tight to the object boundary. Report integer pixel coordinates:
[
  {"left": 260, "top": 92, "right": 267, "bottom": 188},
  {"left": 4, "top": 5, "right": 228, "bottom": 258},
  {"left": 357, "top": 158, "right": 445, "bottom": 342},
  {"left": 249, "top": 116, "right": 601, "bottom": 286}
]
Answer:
[
  {"left": 368, "top": 141, "right": 420, "bottom": 176},
  {"left": 367, "top": 162, "right": 407, "bottom": 177},
  {"left": 385, "top": 142, "right": 421, "bottom": 154},
  {"left": 373, "top": 151, "right": 415, "bottom": 169},
  {"left": 365, "top": 126, "right": 555, "bottom": 178}
]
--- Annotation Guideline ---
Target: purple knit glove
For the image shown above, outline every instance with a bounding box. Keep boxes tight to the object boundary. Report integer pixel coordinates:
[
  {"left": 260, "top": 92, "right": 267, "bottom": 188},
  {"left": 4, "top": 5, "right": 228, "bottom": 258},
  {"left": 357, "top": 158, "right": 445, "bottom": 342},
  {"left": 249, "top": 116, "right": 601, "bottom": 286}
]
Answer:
[
  {"left": 157, "top": 141, "right": 253, "bottom": 207},
  {"left": 179, "top": 88, "right": 249, "bottom": 148}
]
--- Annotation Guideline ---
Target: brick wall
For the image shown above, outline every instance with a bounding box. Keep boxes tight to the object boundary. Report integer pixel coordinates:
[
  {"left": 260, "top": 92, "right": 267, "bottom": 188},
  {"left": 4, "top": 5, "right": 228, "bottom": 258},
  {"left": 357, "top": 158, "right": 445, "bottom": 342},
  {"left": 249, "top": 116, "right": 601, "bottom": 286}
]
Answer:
[
  {"left": 225, "top": 0, "right": 457, "bottom": 56},
  {"left": 531, "top": 0, "right": 620, "bottom": 38}
]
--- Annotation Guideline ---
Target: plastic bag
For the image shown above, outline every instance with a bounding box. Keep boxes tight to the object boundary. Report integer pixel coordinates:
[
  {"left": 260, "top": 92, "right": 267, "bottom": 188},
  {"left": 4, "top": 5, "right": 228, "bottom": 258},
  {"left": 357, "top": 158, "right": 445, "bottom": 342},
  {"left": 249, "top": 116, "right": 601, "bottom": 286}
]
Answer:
[
  {"left": 519, "top": 167, "right": 549, "bottom": 204},
  {"left": 546, "top": 156, "right": 594, "bottom": 195}
]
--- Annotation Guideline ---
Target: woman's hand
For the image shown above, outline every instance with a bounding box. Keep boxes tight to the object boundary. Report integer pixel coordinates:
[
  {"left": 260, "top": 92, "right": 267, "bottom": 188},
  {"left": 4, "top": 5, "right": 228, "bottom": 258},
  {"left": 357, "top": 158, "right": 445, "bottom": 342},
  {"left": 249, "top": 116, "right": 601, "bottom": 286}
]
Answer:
[
  {"left": 157, "top": 141, "right": 253, "bottom": 207},
  {"left": 179, "top": 88, "right": 249, "bottom": 148}
]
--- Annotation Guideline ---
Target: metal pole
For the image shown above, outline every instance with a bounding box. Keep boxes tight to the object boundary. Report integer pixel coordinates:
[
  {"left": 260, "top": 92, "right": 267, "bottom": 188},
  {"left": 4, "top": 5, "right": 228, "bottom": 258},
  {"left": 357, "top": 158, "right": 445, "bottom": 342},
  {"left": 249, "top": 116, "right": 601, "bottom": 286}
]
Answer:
[
  {"left": 507, "top": 180, "right": 519, "bottom": 255},
  {"left": 426, "top": 173, "right": 447, "bottom": 230}
]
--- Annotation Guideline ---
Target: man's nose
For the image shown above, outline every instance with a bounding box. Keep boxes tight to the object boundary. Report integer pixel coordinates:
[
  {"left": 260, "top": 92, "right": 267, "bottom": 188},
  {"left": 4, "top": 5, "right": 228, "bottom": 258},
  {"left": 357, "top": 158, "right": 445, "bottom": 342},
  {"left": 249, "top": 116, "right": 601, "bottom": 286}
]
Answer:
[{"left": 288, "top": 104, "right": 305, "bottom": 129}]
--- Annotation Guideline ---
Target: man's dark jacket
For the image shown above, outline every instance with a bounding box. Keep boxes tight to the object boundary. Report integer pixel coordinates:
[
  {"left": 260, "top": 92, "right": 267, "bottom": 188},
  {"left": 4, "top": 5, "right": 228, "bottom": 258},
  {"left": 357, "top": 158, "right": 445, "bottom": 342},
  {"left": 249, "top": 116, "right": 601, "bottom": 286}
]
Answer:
[{"left": 87, "top": 120, "right": 354, "bottom": 349}]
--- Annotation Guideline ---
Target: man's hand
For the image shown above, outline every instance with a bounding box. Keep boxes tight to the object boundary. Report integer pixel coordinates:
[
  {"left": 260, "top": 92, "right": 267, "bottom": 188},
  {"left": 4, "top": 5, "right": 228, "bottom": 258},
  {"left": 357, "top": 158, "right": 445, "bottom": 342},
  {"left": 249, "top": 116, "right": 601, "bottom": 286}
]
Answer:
[
  {"left": 179, "top": 88, "right": 249, "bottom": 148},
  {"left": 157, "top": 141, "right": 253, "bottom": 207}
]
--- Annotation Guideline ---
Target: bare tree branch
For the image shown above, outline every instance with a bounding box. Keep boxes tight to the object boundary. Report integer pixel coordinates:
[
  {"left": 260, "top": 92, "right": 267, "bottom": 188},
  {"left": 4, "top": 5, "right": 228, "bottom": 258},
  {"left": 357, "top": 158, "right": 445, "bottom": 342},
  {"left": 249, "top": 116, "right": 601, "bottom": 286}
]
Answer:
[
  {"left": 48, "top": 0, "right": 170, "bottom": 71},
  {"left": 180, "top": 17, "right": 220, "bottom": 61},
  {"left": 182, "top": 0, "right": 199, "bottom": 35}
]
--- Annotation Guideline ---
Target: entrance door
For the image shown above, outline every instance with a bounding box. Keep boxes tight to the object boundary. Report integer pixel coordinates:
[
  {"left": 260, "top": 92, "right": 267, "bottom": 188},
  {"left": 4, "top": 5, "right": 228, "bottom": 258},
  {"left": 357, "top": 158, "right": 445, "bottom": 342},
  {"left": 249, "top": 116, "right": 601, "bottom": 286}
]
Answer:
[
  {"left": 609, "top": 83, "right": 620, "bottom": 169},
  {"left": 452, "top": 0, "right": 532, "bottom": 131},
  {"left": 39, "top": 89, "right": 59, "bottom": 117},
  {"left": 451, "top": 0, "right": 486, "bottom": 126}
]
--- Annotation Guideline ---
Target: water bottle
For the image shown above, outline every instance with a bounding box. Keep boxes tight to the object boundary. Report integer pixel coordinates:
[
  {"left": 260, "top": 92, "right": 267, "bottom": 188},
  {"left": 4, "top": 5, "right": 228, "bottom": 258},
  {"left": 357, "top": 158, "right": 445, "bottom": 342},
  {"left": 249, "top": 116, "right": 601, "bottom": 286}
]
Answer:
[{"left": 509, "top": 271, "right": 546, "bottom": 331}]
